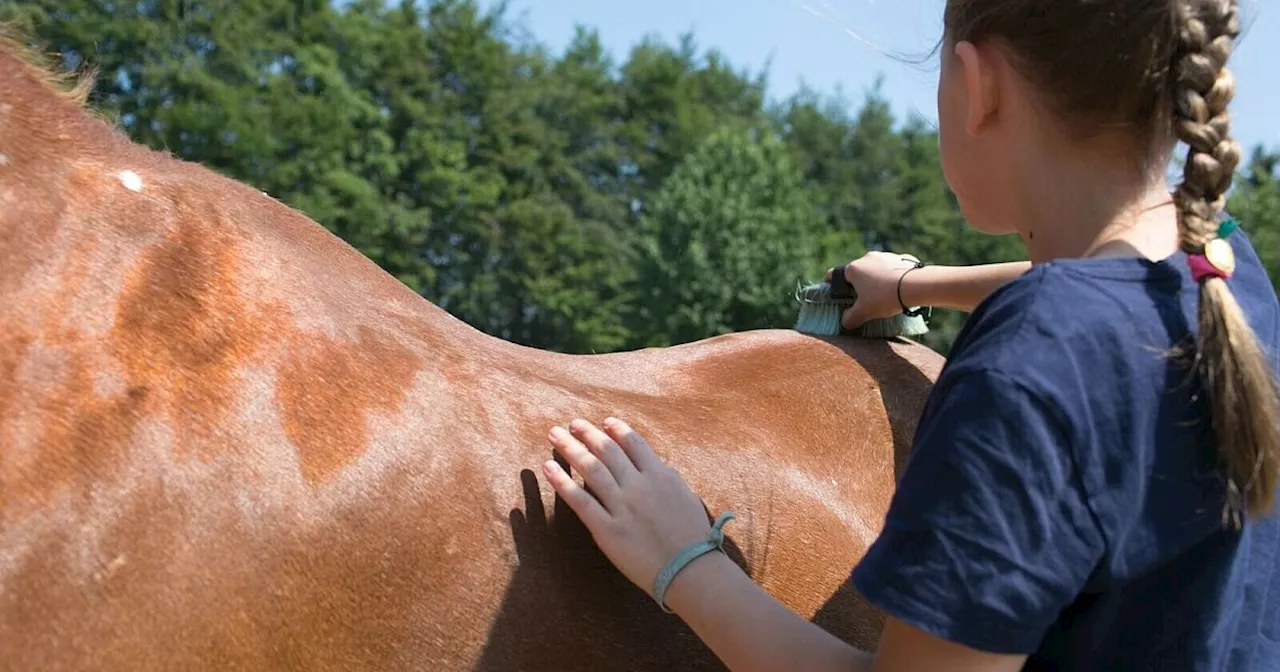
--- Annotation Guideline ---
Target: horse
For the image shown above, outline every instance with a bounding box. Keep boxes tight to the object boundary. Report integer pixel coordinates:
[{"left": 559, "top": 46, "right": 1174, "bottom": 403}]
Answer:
[{"left": 0, "top": 37, "right": 944, "bottom": 670}]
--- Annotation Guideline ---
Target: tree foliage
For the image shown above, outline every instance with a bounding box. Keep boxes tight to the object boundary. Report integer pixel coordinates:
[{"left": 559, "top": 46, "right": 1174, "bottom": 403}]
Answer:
[
  {"left": 629, "top": 126, "right": 819, "bottom": 346},
  {"left": 3, "top": 0, "right": 1276, "bottom": 355},
  {"left": 1229, "top": 148, "right": 1280, "bottom": 289}
]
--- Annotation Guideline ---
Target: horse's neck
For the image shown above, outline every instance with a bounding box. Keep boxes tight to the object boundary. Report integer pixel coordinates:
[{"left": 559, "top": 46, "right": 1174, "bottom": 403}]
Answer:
[
  {"left": 0, "top": 46, "right": 528, "bottom": 458},
  {"left": 7, "top": 135, "right": 516, "bottom": 474},
  {"left": 0, "top": 44, "right": 500, "bottom": 370}
]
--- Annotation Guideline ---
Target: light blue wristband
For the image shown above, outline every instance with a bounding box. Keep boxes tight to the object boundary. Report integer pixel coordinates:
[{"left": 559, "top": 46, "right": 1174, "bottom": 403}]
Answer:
[{"left": 651, "top": 512, "right": 737, "bottom": 613}]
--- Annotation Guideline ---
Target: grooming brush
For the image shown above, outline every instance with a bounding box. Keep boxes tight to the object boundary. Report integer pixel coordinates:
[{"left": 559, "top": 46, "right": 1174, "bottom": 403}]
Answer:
[{"left": 794, "top": 263, "right": 930, "bottom": 338}]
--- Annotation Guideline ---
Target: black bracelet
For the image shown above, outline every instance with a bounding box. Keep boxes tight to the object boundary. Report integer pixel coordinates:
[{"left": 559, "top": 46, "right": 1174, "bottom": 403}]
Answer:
[{"left": 897, "top": 259, "right": 930, "bottom": 318}]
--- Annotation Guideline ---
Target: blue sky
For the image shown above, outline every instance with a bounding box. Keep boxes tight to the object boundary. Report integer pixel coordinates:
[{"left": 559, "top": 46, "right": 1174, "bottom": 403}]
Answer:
[{"left": 487, "top": 0, "right": 1277, "bottom": 155}]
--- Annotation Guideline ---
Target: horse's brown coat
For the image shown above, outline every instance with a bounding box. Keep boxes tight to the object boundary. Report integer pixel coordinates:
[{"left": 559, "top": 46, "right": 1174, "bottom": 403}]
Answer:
[{"left": 0, "top": 40, "right": 945, "bottom": 670}]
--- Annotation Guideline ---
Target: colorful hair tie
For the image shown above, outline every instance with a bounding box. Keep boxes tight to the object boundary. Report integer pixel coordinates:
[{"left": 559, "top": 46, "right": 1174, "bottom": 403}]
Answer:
[{"left": 1189, "top": 237, "right": 1236, "bottom": 282}]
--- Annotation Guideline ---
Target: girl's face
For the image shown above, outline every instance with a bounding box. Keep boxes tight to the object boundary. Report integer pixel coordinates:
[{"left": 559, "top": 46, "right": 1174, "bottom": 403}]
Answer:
[{"left": 935, "top": 36, "right": 1019, "bottom": 236}]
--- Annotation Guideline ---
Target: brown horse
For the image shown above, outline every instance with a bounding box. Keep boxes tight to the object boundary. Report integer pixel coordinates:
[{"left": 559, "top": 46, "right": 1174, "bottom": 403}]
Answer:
[{"left": 0, "top": 37, "right": 944, "bottom": 671}]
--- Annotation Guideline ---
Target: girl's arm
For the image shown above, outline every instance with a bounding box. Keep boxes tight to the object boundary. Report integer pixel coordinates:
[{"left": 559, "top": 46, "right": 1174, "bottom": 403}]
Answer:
[
  {"left": 663, "top": 552, "right": 875, "bottom": 672},
  {"left": 836, "top": 254, "right": 1032, "bottom": 330},
  {"left": 900, "top": 261, "right": 1033, "bottom": 313}
]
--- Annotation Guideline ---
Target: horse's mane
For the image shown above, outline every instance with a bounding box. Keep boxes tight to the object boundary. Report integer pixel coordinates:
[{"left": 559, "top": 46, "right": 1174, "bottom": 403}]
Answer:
[{"left": 0, "top": 22, "right": 96, "bottom": 109}]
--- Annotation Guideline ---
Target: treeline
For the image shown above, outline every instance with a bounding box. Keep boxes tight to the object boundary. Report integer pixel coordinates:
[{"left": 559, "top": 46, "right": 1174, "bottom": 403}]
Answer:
[{"left": 5, "top": 0, "right": 1277, "bottom": 354}]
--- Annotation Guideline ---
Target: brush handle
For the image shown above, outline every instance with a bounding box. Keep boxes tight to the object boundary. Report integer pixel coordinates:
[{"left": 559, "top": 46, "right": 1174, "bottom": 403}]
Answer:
[{"left": 828, "top": 265, "right": 855, "bottom": 300}]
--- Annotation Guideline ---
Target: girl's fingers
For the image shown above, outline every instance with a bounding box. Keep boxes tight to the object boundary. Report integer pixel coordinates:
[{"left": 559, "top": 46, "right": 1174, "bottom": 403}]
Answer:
[
  {"left": 542, "top": 459, "right": 610, "bottom": 531},
  {"left": 842, "top": 302, "right": 873, "bottom": 330},
  {"left": 569, "top": 419, "right": 639, "bottom": 483},
  {"left": 601, "top": 418, "right": 664, "bottom": 472},
  {"left": 549, "top": 426, "right": 623, "bottom": 512}
]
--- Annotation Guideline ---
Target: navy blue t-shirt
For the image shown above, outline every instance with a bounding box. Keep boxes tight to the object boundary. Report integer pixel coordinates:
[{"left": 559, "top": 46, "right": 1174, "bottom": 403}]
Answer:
[{"left": 851, "top": 229, "right": 1280, "bottom": 670}]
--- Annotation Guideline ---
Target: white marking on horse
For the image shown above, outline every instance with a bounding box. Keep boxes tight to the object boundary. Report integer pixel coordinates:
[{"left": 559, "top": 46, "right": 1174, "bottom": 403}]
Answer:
[
  {"left": 118, "top": 170, "right": 143, "bottom": 192},
  {"left": 93, "top": 367, "right": 127, "bottom": 399},
  {"left": 0, "top": 153, "right": 9, "bottom": 166}
]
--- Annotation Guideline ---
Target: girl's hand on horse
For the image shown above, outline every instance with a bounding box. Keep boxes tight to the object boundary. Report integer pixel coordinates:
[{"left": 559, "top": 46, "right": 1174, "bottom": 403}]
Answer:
[
  {"left": 542, "top": 418, "right": 712, "bottom": 603},
  {"left": 826, "top": 251, "right": 923, "bottom": 330}
]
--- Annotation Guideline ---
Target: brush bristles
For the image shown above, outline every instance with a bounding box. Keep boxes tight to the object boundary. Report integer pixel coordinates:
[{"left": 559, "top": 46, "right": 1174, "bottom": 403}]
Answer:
[
  {"left": 793, "top": 281, "right": 929, "bottom": 339},
  {"left": 794, "top": 302, "right": 844, "bottom": 336}
]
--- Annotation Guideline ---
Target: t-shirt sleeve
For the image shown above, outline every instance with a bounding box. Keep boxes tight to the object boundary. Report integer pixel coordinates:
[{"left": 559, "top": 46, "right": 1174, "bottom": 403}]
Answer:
[{"left": 850, "top": 367, "right": 1105, "bottom": 655}]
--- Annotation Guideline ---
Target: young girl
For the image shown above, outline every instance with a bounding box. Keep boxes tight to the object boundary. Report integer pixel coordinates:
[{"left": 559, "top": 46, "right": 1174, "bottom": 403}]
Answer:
[{"left": 540, "top": 1, "right": 1280, "bottom": 669}]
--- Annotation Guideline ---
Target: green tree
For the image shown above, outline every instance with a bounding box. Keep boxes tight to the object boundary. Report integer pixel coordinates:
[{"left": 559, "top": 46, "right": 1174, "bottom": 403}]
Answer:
[
  {"left": 615, "top": 34, "right": 769, "bottom": 219},
  {"left": 1229, "top": 148, "right": 1280, "bottom": 288},
  {"left": 12, "top": 0, "right": 1272, "bottom": 356},
  {"left": 629, "top": 126, "right": 822, "bottom": 346}
]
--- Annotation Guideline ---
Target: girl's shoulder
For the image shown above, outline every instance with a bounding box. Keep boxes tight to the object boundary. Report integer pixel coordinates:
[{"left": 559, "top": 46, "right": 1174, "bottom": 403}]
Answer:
[{"left": 949, "top": 229, "right": 1279, "bottom": 384}]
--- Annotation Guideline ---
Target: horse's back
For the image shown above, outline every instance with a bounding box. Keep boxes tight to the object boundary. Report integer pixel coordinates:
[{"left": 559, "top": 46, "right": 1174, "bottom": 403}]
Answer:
[
  {"left": 2, "top": 317, "right": 941, "bottom": 670},
  {"left": 480, "top": 330, "right": 942, "bottom": 669},
  {"left": 0, "top": 39, "right": 946, "bottom": 671},
  {"left": 362, "top": 329, "right": 943, "bottom": 670}
]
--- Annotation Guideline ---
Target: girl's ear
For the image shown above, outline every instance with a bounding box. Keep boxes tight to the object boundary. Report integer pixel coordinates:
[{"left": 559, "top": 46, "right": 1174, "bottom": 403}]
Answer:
[{"left": 953, "top": 39, "right": 1001, "bottom": 137}]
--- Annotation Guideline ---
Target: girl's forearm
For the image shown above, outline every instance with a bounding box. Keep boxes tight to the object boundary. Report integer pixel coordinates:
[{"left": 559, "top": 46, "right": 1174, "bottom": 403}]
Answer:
[
  {"left": 664, "top": 553, "right": 875, "bottom": 672},
  {"left": 902, "top": 261, "right": 1032, "bottom": 313}
]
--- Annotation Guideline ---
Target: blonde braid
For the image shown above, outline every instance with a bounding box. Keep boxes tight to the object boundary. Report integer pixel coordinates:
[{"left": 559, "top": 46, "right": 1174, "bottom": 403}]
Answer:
[
  {"left": 1173, "top": 0, "right": 1241, "bottom": 247},
  {"left": 1172, "top": 0, "right": 1280, "bottom": 526}
]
